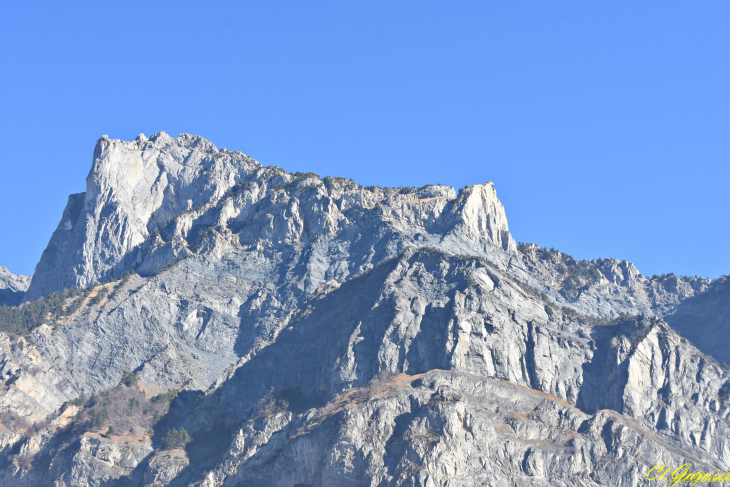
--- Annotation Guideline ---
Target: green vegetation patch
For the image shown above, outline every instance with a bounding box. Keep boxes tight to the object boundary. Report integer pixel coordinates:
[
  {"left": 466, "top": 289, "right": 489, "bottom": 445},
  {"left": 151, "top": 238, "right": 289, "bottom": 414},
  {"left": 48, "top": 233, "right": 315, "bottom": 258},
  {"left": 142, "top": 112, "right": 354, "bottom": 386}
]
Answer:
[
  {"left": 0, "top": 272, "right": 137, "bottom": 337},
  {"left": 0, "top": 287, "right": 92, "bottom": 336},
  {"left": 161, "top": 427, "right": 191, "bottom": 450}
]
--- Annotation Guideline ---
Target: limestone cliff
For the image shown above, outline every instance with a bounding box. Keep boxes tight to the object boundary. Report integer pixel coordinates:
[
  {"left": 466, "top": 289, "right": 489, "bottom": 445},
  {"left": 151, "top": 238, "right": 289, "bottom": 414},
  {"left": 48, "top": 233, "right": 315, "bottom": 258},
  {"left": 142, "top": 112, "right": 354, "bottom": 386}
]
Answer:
[{"left": 0, "top": 133, "right": 727, "bottom": 486}]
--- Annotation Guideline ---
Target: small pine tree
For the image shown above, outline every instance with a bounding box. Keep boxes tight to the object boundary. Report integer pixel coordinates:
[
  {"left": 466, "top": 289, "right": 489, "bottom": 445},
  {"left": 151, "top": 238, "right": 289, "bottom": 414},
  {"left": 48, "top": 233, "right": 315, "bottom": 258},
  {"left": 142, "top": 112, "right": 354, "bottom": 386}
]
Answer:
[
  {"left": 161, "top": 428, "right": 190, "bottom": 449},
  {"left": 92, "top": 406, "right": 108, "bottom": 430},
  {"left": 121, "top": 371, "right": 138, "bottom": 387},
  {"left": 90, "top": 287, "right": 108, "bottom": 305},
  {"left": 71, "top": 393, "right": 86, "bottom": 407},
  {"left": 151, "top": 388, "right": 179, "bottom": 405}
]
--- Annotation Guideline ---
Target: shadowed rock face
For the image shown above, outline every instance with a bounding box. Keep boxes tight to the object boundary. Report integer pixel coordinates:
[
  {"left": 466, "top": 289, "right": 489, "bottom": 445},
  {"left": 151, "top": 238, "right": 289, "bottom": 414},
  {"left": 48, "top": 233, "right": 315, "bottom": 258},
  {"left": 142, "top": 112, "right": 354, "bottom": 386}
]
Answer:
[
  {"left": 0, "top": 267, "right": 30, "bottom": 307},
  {"left": 0, "top": 133, "right": 727, "bottom": 486},
  {"left": 663, "top": 276, "right": 730, "bottom": 364}
]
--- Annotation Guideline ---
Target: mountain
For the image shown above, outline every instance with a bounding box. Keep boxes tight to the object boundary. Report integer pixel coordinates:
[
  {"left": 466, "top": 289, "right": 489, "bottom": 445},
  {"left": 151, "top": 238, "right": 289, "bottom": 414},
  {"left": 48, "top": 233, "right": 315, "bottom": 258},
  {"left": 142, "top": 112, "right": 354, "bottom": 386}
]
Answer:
[
  {"left": 0, "top": 267, "right": 30, "bottom": 307},
  {"left": 0, "top": 133, "right": 727, "bottom": 486}
]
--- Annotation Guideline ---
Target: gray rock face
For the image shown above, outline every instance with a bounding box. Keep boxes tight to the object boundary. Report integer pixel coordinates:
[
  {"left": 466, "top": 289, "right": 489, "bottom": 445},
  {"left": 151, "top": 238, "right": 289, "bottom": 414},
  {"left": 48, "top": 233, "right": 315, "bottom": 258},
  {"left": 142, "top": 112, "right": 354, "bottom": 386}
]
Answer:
[
  {"left": 663, "top": 276, "right": 730, "bottom": 365},
  {"left": 143, "top": 450, "right": 190, "bottom": 487},
  {"left": 24, "top": 133, "right": 256, "bottom": 301},
  {"left": 172, "top": 249, "right": 728, "bottom": 486},
  {"left": 0, "top": 267, "right": 31, "bottom": 306},
  {"left": 195, "top": 370, "right": 726, "bottom": 487},
  {"left": 24, "top": 132, "right": 513, "bottom": 303},
  {"left": 511, "top": 243, "right": 712, "bottom": 318},
  {"left": 0, "top": 133, "right": 727, "bottom": 486},
  {"left": 14, "top": 132, "right": 518, "bottom": 401},
  {"left": 513, "top": 243, "right": 730, "bottom": 364}
]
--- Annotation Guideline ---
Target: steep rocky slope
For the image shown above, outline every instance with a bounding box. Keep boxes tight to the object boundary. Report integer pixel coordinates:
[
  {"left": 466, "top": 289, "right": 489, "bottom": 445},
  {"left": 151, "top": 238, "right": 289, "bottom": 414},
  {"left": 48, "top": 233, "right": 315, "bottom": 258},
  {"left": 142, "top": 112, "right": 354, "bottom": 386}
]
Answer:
[
  {"left": 170, "top": 249, "right": 728, "bottom": 486},
  {"left": 0, "top": 267, "right": 30, "bottom": 307},
  {"left": 0, "top": 133, "right": 727, "bottom": 486}
]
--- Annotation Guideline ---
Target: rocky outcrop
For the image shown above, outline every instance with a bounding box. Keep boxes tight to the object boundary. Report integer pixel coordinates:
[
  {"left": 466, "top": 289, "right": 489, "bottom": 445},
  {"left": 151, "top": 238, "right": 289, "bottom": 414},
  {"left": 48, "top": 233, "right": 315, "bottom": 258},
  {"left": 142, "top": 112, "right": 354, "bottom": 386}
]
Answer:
[
  {"left": 0, "top": 331, "right": 75, "bottom": 426},
  {"left": 24, "top": 133, "right": 256, "bottom": 301},
  {"left": 143, "top": 449, "right": 190, "bottom": 487},
  {"left": 160, "top": 248, "right": 726, "bottom": 486},
  {"left": 444, "top": 183, "right": 516, "bottom": 254},
  {"left": 0, "top": 267, "right": 30, "bottom": 307},
  {"left": 512, "top": 243, "right": 712, "bottom": 316},
  {"left": 61, "top": 436, "right": 152, "bottom": 485},
  {"left": 0, "top": 431, "right": 152, "bottom": 487}
]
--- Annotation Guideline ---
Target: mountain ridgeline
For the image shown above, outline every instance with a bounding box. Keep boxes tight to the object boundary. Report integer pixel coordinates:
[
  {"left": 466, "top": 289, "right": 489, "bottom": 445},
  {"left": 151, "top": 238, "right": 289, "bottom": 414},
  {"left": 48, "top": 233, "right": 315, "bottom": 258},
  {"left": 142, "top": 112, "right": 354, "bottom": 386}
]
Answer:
[{"left": 0, "top": 133, "right": 727, "bottom": 486}]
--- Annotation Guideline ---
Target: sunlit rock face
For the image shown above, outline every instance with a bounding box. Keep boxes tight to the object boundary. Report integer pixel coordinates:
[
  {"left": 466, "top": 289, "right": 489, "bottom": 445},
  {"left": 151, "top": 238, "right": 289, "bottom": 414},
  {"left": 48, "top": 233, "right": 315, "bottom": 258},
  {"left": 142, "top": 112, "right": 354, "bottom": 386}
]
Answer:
[
  {"left": 0, "top": 267, "right": 30, "bottom": 306},
  {"left": 24, "top": 133, "right": 256, "bottom": 301},
  {"left": 0, "top": 133, "right": 727, "bottom": 486},
  {"left": 24, "top": 133, "right": 518, "bottom": 303}
]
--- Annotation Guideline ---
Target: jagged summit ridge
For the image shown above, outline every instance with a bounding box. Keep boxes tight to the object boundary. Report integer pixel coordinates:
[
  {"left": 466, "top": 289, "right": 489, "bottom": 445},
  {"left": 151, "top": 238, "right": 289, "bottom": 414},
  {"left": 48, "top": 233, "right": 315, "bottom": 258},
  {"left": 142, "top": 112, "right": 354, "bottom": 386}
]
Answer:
[{"left": 24, "top": 132, "right": 516, "bottom": 301}]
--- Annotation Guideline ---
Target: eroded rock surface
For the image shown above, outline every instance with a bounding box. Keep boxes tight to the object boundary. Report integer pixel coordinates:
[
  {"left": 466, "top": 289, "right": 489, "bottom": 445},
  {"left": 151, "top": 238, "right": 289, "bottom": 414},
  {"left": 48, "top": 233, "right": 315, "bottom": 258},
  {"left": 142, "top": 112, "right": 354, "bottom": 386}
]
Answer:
[
  {"left": 0, "top": 133, "right": 727, "bottom": 486},
  {"left": 0, "top": 267, "right": 30, "bottom": 307}
]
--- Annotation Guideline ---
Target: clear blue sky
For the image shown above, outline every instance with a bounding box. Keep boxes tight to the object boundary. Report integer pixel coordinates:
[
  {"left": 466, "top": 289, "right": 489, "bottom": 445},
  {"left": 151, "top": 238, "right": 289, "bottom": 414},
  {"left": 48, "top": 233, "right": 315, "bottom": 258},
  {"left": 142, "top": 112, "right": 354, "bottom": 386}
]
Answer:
[{"left": 1, "top": 2, "right": 728, "bottom": 279}]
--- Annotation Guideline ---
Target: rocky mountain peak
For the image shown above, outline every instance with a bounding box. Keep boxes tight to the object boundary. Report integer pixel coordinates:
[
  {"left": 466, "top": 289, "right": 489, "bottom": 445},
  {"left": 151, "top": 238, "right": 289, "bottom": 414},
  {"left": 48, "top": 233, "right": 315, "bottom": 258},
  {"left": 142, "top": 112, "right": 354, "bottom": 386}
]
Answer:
[
  {"left": 24, "top": 133, "right": 260, "bottom": 301},
  {"left": 451, "top": 182, "right": 516, "bottom": 253},
  {"left": 0, "top": 133, "right": 728, "bottom": 486},
  {"left": 24, "top": 133, "right": 518, "bottom": 302}
]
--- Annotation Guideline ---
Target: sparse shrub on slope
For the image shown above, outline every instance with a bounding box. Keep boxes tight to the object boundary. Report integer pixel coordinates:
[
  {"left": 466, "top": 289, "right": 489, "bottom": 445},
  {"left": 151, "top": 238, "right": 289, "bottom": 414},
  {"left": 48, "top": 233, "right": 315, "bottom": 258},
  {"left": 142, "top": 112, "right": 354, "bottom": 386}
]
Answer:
[
  {"left": 90, "top": 287, "right": 108, "bottom": 305},
  {"left": 69, "top": 380, "right": 179, "bottom": 438},
  {"left": 151, "top": 388, "right": 180, "bottom": 405},
  {"left": 517, "top": 242, "right": 604, "bottom": 293},
  {"left": 120, "top": 370, "right": 138, "bottom": 387},
  {"left": 0, "top": 274, "right": 137, "bottom": 337},
  {"left": 256, "top": 387, "right": 290, "bottom": 418}
]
